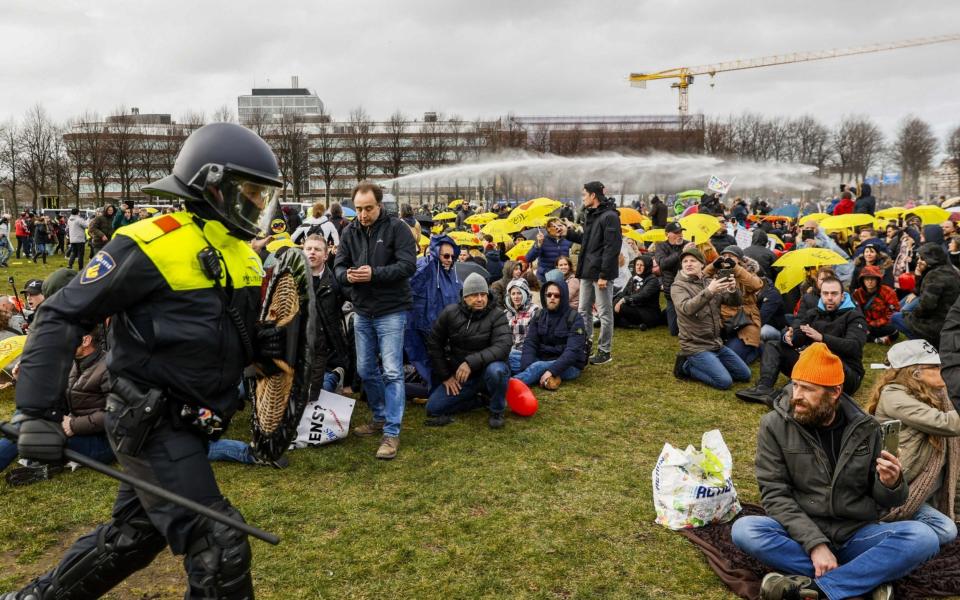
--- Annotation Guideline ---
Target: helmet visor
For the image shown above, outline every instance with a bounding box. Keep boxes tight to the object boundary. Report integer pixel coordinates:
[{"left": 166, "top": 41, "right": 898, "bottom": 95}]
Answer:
[{"left": 204, "top": 171, "right": 280, "bottom": 240}]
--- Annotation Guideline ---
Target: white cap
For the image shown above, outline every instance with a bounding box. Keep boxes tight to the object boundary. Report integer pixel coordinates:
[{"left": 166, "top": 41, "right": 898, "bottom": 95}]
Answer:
[{"left": 886, "top": 339, "right": 941, "bottom": 369}]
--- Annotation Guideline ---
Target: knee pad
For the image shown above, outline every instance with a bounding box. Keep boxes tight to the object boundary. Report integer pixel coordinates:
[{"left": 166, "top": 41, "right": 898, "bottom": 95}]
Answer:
[{"left": 184, "top": 501, "right": 253, "bottom": 600}]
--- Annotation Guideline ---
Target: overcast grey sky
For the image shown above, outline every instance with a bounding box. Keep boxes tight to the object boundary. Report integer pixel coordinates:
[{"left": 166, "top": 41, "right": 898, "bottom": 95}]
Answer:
[{"left": 2, "top": 0, "right": 958, "bottom": 138}]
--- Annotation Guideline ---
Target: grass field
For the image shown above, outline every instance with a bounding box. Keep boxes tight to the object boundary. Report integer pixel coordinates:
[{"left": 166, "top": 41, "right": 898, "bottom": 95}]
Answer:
[{"left": 0, "top": 256, "right": 892, "bottom": 599}]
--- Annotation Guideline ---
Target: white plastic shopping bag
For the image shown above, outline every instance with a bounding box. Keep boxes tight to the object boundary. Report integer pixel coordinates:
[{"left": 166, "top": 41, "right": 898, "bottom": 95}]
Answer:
[
  {"left": 291, "top": 390, "right": 356, "bottom": 448},
  {"left": 652, "top": 429, "right": 741, "bottom": 529}
]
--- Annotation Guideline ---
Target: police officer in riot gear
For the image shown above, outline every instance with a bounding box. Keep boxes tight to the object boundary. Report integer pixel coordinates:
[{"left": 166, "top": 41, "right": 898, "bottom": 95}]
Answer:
[{"left": 5, "top": 123, "right": 284, "bottom": 600}]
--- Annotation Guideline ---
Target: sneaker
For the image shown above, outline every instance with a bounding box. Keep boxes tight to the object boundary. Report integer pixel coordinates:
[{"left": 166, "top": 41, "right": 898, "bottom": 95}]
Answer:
[
  {"left": 589, "top": 350, "right": 613, "bottom": 365},
  {"left": 5, "top": 463, "right": 64, "bottom": 487},
  {"left": 488, "top": 413, "right": 505, "bottom": 429},
  {"left": 874, "top": 336, "right": 894, "bottom": 346},
  {"left": 332, "top": 367, "right": 345, "bottom": 394},
  {"left": 759, "top": 572, "right": 819, "bottom": 600},
  {"left": 871, "top": 583, "right": 893, "bottom": 600},
  {"left": 411, "top": 397, "right": 428, "bottom": 405},
  {"left": 425, "top": 415, "right": 454, "bottom": 427},
  {"left": 542, "top": 375, "right": 561, "bottom": 390},
  {"left": 353, "top": 420, "right": 385, "bottom": 437},
  {"left": 736, "top": 384, "right": 776, "bottom": 405},
  {"left": 376, "top": 435, "right": 399, "bottom": 460},
  {"left": 250, "top": 446, "right": 290, "bottom": 469}
]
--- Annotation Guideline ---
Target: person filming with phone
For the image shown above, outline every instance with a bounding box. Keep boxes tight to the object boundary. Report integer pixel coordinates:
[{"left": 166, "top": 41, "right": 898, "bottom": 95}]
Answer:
[
  {"left": 732, "top": 343, "right": 938, "bottom": 600},
  {"left": 868, "top": 339, "right": 960, "bottom": 546}
]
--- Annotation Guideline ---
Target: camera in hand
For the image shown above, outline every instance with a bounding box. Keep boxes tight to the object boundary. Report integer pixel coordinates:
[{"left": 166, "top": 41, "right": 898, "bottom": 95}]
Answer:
[
  {"left": 801, "top": 229, "right": 816, "bottom": 241},
  {"left": 791, "top": 315, "right": 811, "bottom": 348}
]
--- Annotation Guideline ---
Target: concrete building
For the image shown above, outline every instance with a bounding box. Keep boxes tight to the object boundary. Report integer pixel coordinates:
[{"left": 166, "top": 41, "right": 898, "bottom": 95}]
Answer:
[{"left": 238, "top": 77, "right": 325, "bottom": 125}]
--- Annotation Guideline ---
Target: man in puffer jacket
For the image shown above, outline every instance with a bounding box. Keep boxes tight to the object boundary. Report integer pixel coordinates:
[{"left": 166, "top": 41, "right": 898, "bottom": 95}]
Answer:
[
  {"left": 893, "top": 243, "right": 960, "bottom": 347},
  {"left": 425, "top": 273, "right": 512, "bottom": 429},
  {"left": 504, "top": 278, "right": 539, "bottom": 373},
  {"left": 514, "top": 280, "right": 588, "bottom": 391}
]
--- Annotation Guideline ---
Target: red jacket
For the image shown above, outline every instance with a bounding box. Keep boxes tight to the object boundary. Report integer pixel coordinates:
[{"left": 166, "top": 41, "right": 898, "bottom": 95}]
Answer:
[
  {"left": 14, "top": 218, "right": 27, "bottom": 237},
  {"left": 833, "top": 198, "right": 855, "bottom": 215},
  {"left": 853, "top": 284, "right": 900, "bottom": 328}
]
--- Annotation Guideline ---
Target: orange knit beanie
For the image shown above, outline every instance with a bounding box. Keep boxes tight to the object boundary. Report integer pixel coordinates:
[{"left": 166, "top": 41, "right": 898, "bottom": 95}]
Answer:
[{"left": 791, "top": 342, "right": 844, "bottom": 387}]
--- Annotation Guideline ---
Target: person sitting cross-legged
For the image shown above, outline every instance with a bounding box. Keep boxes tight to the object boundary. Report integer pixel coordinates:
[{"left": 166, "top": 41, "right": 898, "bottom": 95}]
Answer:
[
  {"left": 425, "top": 273, "right": 513, "bottom": 429},
  {"left": 732, "top": 343, "right": 939, "bottom": 600},
  {"left": 513, "top": 280, "right": 588, "bottom": 391}
]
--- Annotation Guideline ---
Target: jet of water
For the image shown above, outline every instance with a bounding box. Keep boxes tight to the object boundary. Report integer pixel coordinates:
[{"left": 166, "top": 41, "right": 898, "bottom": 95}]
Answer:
[{"left": 380, "top": 150, "right": 819, "bottom": 192}]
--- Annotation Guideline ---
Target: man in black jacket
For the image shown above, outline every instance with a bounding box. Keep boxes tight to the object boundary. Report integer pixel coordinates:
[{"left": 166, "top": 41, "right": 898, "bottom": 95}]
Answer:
[
  {"left": 334, "top": 181, "right": 417, "bottom": 460},
  {"left": 737, "top": 276, "right": 868, "bottom": 404},
  {"left": 653, "top": 222, "right": 687, "bottom": 336},
  {"left": 649, "top": 195, "right": 668, "bottom": 228},
  {"left": 425, "top": 273, "right": 512, "bottom": 429},
  {"left": 744, "top": 228, "right": 777, "bottom": 280},
  {"left": 564, "top": 181, "right": 621, "bottom": 365}
]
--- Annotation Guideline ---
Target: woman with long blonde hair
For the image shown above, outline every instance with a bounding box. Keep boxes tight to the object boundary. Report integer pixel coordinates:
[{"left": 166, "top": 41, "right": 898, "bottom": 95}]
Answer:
[{"left": 868, "top": 339, "right": 960, "bottom": 545}]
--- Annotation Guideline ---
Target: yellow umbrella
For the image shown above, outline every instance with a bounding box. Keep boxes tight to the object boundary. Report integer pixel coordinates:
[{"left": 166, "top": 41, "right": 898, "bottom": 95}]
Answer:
[
  {"left": 434, "top": 211, "right": 458, "bottom": 221},
  {"left": 505, "top": 197, "right": 562, "bottom": 229},
  {"left": 481, "top": 218, "right": 522, "bottom": 238},
  {"left": 640, "top": 229, "right": 667, "bottom": 243},
  {"left": 875, "top": 207, "right": 905, "bottom": 219},
  {"left": 507, "top": 240, "right": 535, "bottom": 260},
  {"left": 0, "top": 335, "right": 26, "bottom": 371},
  {"left": 430, "top": 224, "right": 444, "bottom": 235},
  {"left": 773, "top": 247, "right": 848, "bottom": 269},
  {"left": 678, "top": 213, "right": 722, "bottom": 243},
  {"left": 418, "top": 234, "right": 430, "bottom": 247},
  {"left": 904, "top": 205, "right": 950, "bottom": 225},
  {"left": 448, "top": 199, "right": 464, "bottom": 209},
  {"left": 447, "top": 231, "right": 481, "bottom": 247},
  {"left": 621, "top": 227, "right": 646, "bottom": 243},
  {"left": 767, "top": 234, "right": 785, "bottom": 249},
  {"left": 798, "top": 213, "right": 830, "bottom": 225},
  {"left": 465, "top": 212, "right": 498, "bottom": 225},
  {"left": 819, "top": 213, "right": 875, "bottom": 230},
  {"left": 775, "top": 267, "right": 810, "bottom": 294},
  {"left": 617, "top": 207, "right": 644, "bottom": 225}
]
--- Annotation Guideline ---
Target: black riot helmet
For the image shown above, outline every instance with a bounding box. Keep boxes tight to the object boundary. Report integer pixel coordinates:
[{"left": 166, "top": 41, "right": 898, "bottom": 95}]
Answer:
[{"left": 142, "top": 122, "right": 283, "bottom": 240}]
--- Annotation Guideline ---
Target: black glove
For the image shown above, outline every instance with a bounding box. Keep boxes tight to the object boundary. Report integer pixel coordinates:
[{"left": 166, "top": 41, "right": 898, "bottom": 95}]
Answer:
[
  {"left": 15, "top": 416, "right": 66, "bottom": 463},
  {"left": 255, "top": 321, "right": 287, "bottom": 361}
]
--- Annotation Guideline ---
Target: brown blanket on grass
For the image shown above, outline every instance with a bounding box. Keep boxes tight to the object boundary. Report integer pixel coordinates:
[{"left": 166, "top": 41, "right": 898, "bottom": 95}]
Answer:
[{"left": 678, "top": 503, "right": 960, "bottom": 600}]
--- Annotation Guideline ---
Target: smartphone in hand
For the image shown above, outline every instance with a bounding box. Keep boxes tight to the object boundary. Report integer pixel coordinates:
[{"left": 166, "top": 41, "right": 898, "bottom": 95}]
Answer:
[{"left": 880, "top": 420, "right": 901, "bottom": 456}]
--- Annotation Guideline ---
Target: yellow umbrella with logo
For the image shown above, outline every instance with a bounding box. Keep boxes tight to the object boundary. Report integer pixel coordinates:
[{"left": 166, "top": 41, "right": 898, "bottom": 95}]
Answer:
[
  {"left": 448, "top": 199, "right": 464, "bottom": 209},
  {"left": 465, "top": 212, "right": 498, "bottom": 225},
  {"left": 640, "top": 229, "right": 667, "bottom": 243},
  {"left": 434, "top": 211, "right": 458, "bottom": 221},
  {"left": 904, "top": 205, "right": 950, "bottom": 225},
  {"left": 678, "top": 213, "right": 722, "bottom": 243},
  {"left": 621, "top": 227, "right": 646, "bottom": 244},
  {"left": 0, "top": 335, "right": 26, "bottom": 371},
  {"left": 448, "top": 231, "right": 481, "bottom": 247},
  {"left": 875, "top": 207, "right": 905, "bottom": 220},
  {"left": 775, "top": 267, "right": 810, "bottom": 294},
  {"left": 773, "top": 247, "right": 848, "bottom": 269},
  {"left": 820, "top": 213, "right": 875, "bottom": 230},
  {"left": 481, "top": 218, "right": 522, "bottom": 243},
  {"left": 798, "top": 212, "right": 830, "bottom": 226},
  {"left": 507, "top": 240, "right": 535, "bottom": 260},
  {"left": 505, "top": 198, "right": 562, "bottom": 230}
]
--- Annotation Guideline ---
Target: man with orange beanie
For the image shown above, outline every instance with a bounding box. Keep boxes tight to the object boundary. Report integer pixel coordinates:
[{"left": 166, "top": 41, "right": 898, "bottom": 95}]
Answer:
[{"left": 732, "top": 343, "right": 938, "bottom": 600}]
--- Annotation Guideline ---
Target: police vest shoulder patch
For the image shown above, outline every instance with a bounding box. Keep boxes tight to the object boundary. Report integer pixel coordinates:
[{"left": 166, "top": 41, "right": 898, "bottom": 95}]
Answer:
[{"left": 81, "top": 251, "right": 116, "bottom": 284}]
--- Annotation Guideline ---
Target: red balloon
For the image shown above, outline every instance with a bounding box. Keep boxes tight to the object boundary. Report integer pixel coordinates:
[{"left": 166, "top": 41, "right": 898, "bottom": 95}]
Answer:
[{"left": 507, "top": 378, "right": 538, "bottom": 417}]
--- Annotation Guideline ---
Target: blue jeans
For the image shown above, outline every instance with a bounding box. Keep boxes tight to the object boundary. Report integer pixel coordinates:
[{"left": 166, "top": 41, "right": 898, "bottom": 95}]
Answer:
[
  {"left": 323, "top": 370, "right": 339, "bottom": 392},
  {"left": 514, "top": 360, "right": 581, "bottom": 387},
  {"left": 508, "top": 349, "right": 523, "bottom": 374},
  {"left": 732, "top": 515, "right": 940, "bottom": 600},
  {"left": 207, "top": 439, "right": 255, "bottom": 464},
  {"left": 726, "top": 337, "right": 761, "bottom": 364},
  {"left": 0, "top": 434, "right": 115, "bottom": 472},
  {"left": 913, "top": 503, "right": 958, "bottom": 546},
  {"left": 354, "top": 311, "right": 406, "bottom": 437},
  {"left": 683, "top": 346, "right": 751, "bottom": 390},
  {"left": 426, "top": 361, "right": 510, "bottom": 416},
  {"left": 892, "top": 298, "right": 919, "bottom": 338}
]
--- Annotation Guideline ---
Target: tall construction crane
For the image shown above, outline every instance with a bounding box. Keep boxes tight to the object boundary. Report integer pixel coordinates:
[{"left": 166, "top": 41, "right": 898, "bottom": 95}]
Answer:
[{"left": 629, "top": 34, "right": 960, "bottom": 116}]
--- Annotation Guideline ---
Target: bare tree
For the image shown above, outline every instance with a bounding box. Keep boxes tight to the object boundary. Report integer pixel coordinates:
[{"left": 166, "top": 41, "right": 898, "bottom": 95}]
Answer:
[
  {"left": 268, "top": 111, "right": 311, "bottom": 201},
  {"left": 244, "top": 109, "right": 270, "bottom": 138},
  {"left": 313, "top": 114, "right": 344, "bottom": 203},
  {"left": 346, "top": 107, "right": 374, "bottom": 182},
  {"left": 384, "top": 110, "right": 408, "bottom": 181},
  {"left": 106, "top": 107, "right": 138, "bottom": 203},
  {"left": 137, "top": 131, "right": 163, "bottom": 192},
  {"left": 703, "top": 116, "right": 733, "bottom": 156},
  {"left": 50, "top": 125, "right": 69, "bottom": 204},
  {"left": 83, "top": 118, "right": 111, "bottom": 203},
  {"left": 211, "top": 104, "right": 236, "bottom": 123},
  {"left": 893, "top": 116, "right": 938, "bottom": 198},
  {"left": 946, "top": 124, "right": 960, "bottom": 196},
  {"left": 832, "top": 115, "right": 885, "bottom": 184},
  {"left": 63, "top": 118, "right": 86, "bottom": 206},
  {"left": 0, "top": 120, "right": 22, "bottom": 213},
  {"left": 20, "top": 104, "right": 56, "bottom": 209},
  {"left": 786, "top": 115, "right": 832, "bottom": 176}
]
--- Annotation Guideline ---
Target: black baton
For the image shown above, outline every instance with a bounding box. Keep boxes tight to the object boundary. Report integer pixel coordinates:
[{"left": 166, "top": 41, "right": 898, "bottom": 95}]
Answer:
[{"left": 0, "top": 422, "right": 279, "bottom": 545}]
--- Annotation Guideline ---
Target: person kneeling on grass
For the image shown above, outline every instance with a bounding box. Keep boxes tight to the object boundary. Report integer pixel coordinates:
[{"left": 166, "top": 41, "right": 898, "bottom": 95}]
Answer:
[
  {"left": 513, "top": 280, "right": 588, "bottom": 391},
  {"left": 732, "top": 342, "right": 937, "bottom": 600},
  {"left": 425, "top": 273, "right": 512, "bottom": 429},
  {"left": 670, "top": 246, "right": 751, "bottom": 390}
]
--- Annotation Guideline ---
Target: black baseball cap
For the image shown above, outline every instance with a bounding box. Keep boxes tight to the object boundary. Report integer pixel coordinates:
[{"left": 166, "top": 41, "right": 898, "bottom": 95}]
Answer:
[
  {"left": 665, "top": 222, "right": 684, "bottom": 234},
  {"left": 21, "top": 279, "right": 43, "bottom": 296}
]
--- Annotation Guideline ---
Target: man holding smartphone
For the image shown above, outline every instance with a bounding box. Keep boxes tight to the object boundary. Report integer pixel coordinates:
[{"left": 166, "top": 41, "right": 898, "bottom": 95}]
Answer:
[
  {"left": 335, "top": 182, "right": 416, "bottom": 460},
  {"left": 732, "top": 343, "right": 937, "bottom": 600}
]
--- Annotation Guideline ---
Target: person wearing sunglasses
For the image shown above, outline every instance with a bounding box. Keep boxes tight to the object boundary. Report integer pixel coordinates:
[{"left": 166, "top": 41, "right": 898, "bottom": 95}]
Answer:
[{"left": 513, "top": 280, "right": 588, "bottom": 391}]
